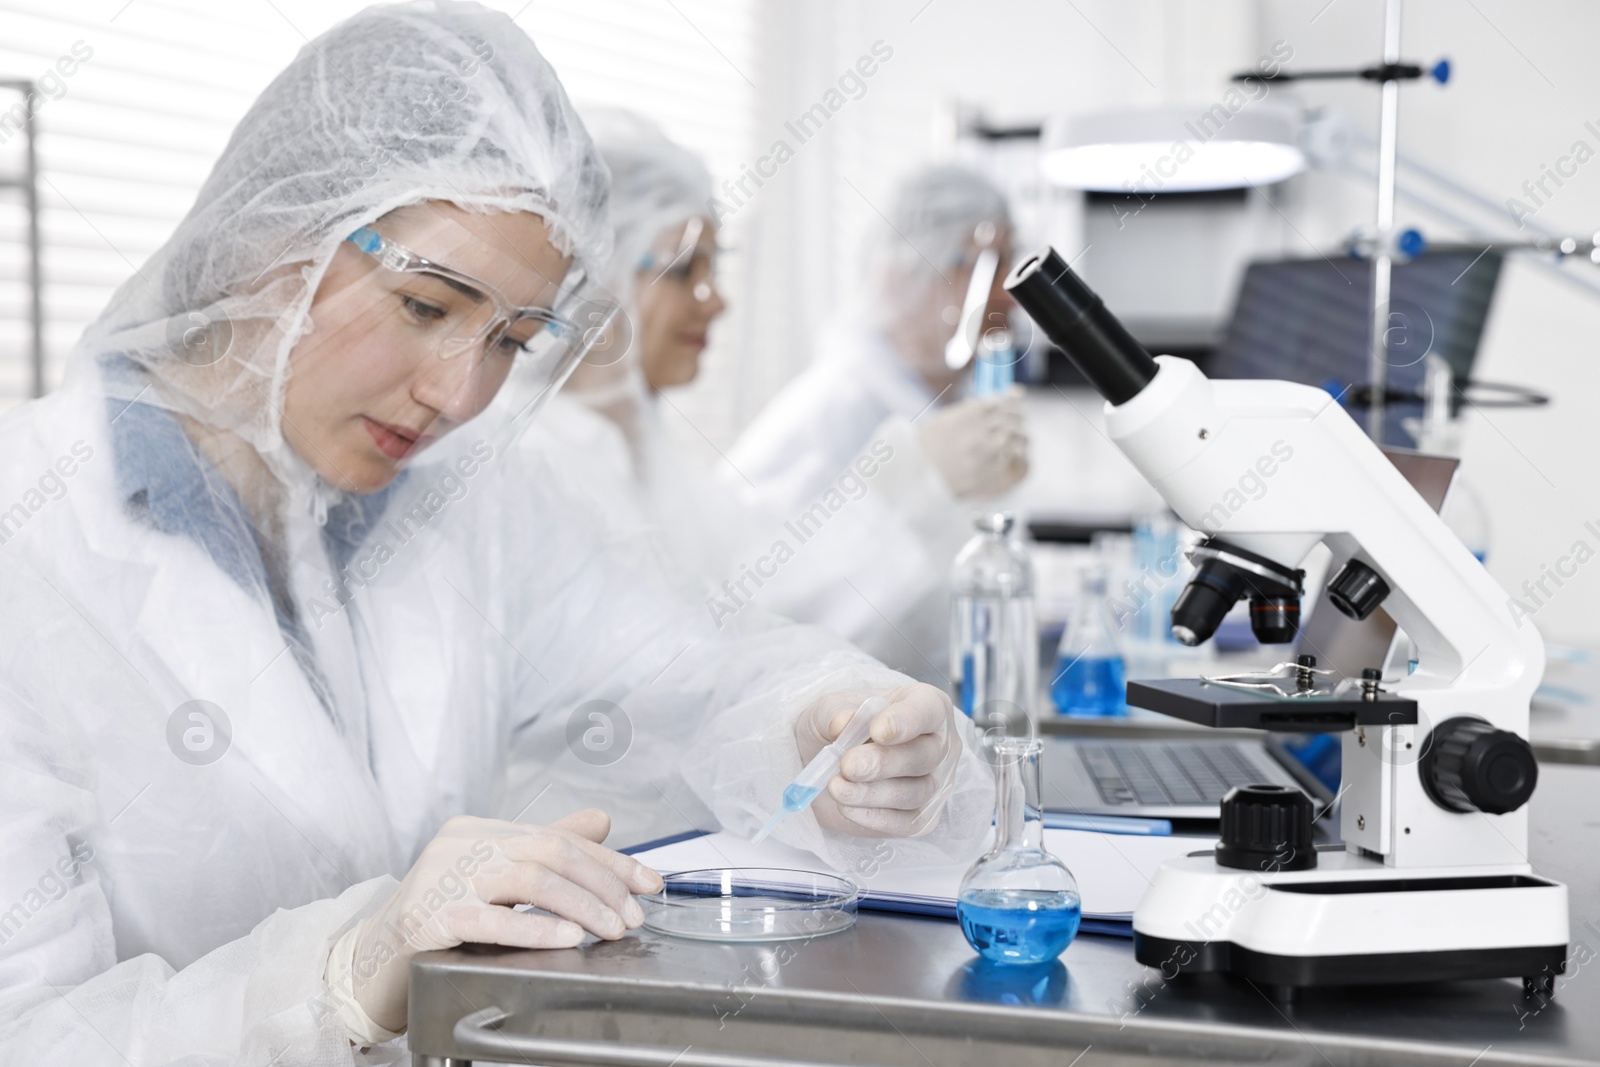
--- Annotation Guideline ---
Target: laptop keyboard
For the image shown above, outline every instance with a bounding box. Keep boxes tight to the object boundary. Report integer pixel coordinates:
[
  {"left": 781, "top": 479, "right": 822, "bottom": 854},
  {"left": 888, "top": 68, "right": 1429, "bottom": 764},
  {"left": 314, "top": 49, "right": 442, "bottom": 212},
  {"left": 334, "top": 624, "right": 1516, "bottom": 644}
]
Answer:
[{"left": 1079, "top": 741, "right": 1276, "bottom": 807}]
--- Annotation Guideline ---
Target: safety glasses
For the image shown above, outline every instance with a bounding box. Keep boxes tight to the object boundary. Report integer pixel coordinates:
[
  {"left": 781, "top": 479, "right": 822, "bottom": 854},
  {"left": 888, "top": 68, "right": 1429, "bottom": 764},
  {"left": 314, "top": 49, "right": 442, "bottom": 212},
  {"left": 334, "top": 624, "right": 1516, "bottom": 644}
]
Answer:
[
  {"left": 636, "top": 217, "right": 721, "bottom": 303},
  {"left": 347, "top": 224, "right": 620, "bottom": 418}
]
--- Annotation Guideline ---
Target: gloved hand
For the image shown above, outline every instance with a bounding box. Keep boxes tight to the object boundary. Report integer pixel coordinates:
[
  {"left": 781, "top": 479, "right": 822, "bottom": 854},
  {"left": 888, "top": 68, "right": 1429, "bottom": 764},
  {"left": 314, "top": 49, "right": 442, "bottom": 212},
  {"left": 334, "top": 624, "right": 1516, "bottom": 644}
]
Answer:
[
  {"left": 343, "top": 809, "right": 663, "bottom": 1034},
  {"left": 793, "top": 683, "right": 964, "bottom": 839},
  {"left": 916, "top": 391, "right": 1028, "bottom": 499}
]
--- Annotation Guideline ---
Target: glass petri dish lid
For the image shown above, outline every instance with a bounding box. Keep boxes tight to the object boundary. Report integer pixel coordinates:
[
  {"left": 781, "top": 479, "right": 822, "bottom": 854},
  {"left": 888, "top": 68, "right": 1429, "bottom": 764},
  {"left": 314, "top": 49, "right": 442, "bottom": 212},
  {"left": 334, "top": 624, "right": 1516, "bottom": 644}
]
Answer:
[{"left": 640, "top": 867, "right": 859, "bottom": 942}]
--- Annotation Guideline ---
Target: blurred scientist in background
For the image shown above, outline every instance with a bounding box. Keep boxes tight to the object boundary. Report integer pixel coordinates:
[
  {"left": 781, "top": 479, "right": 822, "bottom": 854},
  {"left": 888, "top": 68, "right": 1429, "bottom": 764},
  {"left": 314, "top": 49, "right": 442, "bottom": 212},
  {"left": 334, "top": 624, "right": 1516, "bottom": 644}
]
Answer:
[
  {"left": 728, "top": 165, "right": 1030, "bottom": 673},
  {"left": 732, "top": 165, "right": 1027, "bottom": 508},
  {"left": 535, "top": 107, "right": 745, "bottom": 585},
  {"left": 527, "top": 120, "right": 1017, "bottom": 681}
]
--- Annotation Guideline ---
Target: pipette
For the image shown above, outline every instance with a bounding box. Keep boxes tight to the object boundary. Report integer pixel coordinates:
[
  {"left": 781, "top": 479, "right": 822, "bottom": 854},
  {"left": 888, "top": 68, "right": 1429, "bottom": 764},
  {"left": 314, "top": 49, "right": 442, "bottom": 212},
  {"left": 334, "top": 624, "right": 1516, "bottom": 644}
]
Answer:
[{"left": 752, "top": 696, "right": 889, "bottom": 844}]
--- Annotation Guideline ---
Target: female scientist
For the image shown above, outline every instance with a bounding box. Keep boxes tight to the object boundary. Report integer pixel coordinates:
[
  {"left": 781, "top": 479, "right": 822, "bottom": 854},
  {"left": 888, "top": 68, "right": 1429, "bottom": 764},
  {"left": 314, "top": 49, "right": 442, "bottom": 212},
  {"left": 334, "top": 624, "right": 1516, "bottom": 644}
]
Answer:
[
  {"left": 731, "top": 164, "right": 1029, "bottom": 512},
  {"left": 0, "top": 4, "right": 988, "bottom": 1061},
  {"left": 729, "top": 164, "right": 1032, "bottom": 672},
  {"left": 534, "top": 117, "right": 1015, "bottom": 681}
]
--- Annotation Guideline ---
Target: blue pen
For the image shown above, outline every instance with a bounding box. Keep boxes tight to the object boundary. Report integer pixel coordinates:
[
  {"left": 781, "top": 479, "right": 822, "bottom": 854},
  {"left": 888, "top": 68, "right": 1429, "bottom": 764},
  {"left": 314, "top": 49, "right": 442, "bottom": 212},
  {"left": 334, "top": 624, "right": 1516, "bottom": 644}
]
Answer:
[{"left": 1041, "top": 812, "right": 1172, "bottom": 836}]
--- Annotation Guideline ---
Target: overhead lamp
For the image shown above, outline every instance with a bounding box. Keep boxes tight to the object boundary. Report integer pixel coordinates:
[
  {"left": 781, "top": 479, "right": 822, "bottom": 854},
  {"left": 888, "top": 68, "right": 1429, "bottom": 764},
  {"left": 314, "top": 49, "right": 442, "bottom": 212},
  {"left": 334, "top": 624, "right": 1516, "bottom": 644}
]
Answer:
[{"left": 1040, "top": 104, "right": 1306, "bottom": 193}]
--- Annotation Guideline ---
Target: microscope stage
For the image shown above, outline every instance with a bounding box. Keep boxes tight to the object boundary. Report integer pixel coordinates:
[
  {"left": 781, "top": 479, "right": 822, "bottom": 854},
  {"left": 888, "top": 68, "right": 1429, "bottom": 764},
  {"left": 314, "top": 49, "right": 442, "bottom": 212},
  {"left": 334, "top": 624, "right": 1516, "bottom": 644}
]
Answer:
[{"left": 1128, "top": 678, "right": 1419, "bottom": 733}]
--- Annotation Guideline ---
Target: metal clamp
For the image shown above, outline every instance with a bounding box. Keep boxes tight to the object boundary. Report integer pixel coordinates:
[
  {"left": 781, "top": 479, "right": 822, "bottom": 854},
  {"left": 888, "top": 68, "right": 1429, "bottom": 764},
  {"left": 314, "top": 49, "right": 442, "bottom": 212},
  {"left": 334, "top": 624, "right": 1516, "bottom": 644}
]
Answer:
[{"left": 1201, "top": 660, "right": 1365, "bottom": 701}]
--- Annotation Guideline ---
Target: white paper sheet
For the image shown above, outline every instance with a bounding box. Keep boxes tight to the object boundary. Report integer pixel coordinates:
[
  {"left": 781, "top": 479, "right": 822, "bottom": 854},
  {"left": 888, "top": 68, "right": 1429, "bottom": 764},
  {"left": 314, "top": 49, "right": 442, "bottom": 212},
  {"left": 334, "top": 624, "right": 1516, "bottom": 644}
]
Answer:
[{"left": 632, "top": 829, "right": 1207, "bottom": 921}]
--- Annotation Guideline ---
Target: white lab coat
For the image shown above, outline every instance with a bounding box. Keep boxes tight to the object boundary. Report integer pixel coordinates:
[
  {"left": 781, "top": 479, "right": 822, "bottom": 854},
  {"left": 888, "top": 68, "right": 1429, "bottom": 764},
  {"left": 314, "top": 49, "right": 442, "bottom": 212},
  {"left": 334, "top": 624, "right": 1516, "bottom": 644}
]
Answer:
[
  {"left": 728, "top": 326, "right": 980, "bottom": 681},
  {"left": 0, "top": 369, "right": 992, "bottom": 1064}
]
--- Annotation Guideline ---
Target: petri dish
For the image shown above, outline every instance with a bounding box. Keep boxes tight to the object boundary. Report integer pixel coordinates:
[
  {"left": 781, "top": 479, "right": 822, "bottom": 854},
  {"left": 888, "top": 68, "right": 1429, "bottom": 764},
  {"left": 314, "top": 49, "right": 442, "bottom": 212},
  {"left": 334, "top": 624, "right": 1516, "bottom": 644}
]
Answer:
[{"left": 640, "top": 868, "right": 859, "bottom": 942}]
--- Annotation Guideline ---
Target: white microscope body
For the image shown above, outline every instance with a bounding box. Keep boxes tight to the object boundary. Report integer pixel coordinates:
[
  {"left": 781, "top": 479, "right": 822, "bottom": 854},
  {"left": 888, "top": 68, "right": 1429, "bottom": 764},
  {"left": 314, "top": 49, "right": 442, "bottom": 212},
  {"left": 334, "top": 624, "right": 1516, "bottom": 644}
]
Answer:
[
  {"left": 1115, "top": 355, "right": 1565, "bottom": 988},
  {"left": 1006, "top": 247, "right": 1568, "bottom": 993}
]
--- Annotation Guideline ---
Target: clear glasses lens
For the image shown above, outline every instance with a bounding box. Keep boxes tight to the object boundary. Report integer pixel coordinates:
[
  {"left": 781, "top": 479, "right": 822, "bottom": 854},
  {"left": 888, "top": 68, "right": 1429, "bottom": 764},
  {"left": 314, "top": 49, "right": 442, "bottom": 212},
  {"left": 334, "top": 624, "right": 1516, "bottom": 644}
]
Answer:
[{"left": 349, "top": 227, "right": 594, "bottom": 358}]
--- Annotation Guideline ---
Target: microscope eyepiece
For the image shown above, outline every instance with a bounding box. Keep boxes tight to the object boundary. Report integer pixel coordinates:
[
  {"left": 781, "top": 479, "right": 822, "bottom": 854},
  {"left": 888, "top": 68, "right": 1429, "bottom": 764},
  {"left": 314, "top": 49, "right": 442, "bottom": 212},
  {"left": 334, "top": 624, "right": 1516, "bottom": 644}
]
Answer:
[
  {"left": 1004, "top": 247, "right": 1159, "bottom": 406},
  {"left": 1171, "top": 540, "right": 1306, "bottom": 647}
]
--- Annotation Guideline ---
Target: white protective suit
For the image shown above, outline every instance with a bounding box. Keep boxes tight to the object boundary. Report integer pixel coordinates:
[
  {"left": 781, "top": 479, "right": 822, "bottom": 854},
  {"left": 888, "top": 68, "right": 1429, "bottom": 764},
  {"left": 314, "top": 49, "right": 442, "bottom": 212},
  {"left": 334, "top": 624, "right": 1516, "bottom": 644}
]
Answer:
[
  {"left": 527, "top": 113, "right": 970, "bottom": 685},
  {"left": 0, "top": 7, "right": 990, "bottom": 1064}
]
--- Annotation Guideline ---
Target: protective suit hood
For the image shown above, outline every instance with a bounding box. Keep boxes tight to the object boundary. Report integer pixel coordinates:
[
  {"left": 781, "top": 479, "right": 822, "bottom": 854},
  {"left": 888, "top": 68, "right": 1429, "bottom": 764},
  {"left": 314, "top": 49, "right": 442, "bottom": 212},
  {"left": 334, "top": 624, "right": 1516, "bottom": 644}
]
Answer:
[
  {"left": 564, "top": 106, "right": 714, "bottom": 418},
  {"left": 75, "top": 0, "right": 612, "bottom": 513}
]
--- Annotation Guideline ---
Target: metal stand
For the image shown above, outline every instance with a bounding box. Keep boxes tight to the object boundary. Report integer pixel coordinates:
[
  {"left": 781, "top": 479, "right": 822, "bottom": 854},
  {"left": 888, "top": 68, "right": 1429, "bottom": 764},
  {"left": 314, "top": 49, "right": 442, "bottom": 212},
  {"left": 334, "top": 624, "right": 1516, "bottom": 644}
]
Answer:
[
  {"left": 1237, "top": 0, "right": 1455, "bottom": 444},
  {"left": 1367, "top": 0, "right": 1403, "bottom": 443}
]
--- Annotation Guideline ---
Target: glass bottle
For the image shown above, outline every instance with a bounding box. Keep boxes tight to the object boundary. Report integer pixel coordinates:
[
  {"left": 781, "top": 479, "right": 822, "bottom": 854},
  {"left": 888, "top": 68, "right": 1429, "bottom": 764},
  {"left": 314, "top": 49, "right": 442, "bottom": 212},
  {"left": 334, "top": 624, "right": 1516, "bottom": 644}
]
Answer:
[
  {"left": 1050, "top": 564, "right": 1127, "bottom": 717},
  {"left": 949, "top": 513, "right": 1037, "bottom": 738},
  {"left": 957, "top": 737, "right": 1081, "bottom": 964}
]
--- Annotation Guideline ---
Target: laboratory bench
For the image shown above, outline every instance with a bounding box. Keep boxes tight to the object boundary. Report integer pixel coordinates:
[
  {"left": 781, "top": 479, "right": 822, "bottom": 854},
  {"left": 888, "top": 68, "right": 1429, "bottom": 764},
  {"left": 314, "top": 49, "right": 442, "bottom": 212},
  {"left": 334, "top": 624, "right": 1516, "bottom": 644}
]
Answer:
[{"left": 408, "top": 762, "right": 1600, "bottom": 1067}]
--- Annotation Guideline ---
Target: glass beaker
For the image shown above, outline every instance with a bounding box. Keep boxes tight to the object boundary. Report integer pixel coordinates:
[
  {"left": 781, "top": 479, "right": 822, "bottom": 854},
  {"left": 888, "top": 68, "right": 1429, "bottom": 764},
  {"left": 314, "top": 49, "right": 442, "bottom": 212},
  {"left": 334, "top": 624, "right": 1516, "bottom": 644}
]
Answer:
[
  {"left": 1050, "top": 564, "right": 1126, "bottom": 717},
  {"left": 957, "top": 737, "right": 1081, "bottom": 964}
]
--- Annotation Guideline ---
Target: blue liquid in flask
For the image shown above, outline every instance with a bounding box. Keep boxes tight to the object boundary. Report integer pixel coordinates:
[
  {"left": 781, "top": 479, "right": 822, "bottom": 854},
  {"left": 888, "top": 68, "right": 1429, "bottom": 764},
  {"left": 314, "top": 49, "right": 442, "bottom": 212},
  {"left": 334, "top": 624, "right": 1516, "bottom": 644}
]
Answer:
[
  {"left": 957, "top": 888, "right": 1082, "bottom": 964},
  {"left": 1051, "top": 654, "right": 1126, "bottom": 717},
  {"left": 782, "top": 782, "right": 824, "bottom": 811}
]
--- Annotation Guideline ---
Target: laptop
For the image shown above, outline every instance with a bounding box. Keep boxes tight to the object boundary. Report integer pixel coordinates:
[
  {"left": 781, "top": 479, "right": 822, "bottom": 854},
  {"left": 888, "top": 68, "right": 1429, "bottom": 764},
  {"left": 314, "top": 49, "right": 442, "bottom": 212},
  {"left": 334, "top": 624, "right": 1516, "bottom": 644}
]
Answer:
[{"left": 1043, "top": 732, "right": 1330, "bottom": 821}]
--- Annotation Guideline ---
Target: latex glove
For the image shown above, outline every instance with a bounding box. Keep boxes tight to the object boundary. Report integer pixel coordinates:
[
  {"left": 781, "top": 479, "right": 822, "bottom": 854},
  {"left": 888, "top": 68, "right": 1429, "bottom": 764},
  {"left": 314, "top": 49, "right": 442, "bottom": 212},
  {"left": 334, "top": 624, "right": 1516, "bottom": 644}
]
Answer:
[
  {"left": 916, "top": 391, "right": 1028, "bottom": 499},
  {"left": 793, "top": 683, "right": 963, "bottom": 839},
  {"left": 344, "top": 809, "right": 663, "bottom": 1034}
]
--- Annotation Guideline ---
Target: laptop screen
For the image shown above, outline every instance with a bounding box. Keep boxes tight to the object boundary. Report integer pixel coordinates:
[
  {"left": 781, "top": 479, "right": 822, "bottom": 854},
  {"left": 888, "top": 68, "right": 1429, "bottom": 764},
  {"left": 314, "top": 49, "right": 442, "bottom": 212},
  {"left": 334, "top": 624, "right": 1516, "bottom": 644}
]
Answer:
[{"left": 1207, "top": 251, "right": 1502, "bottom": 448}]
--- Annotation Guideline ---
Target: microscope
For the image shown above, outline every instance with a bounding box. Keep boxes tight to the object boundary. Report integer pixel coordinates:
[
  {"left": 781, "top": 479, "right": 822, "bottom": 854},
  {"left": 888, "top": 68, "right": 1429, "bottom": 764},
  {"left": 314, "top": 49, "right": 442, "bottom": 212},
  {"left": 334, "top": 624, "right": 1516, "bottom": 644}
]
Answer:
[{"left": 1006, "top": 248, "right": 1568, "bottom": 996}]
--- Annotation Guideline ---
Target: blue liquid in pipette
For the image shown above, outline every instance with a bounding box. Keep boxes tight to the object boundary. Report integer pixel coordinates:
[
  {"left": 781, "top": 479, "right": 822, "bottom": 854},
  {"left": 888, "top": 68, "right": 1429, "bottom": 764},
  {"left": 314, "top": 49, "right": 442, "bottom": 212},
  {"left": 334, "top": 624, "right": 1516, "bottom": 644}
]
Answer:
[
  {"left": 1051, "top": 655, "right": 1126, "bottom": 718},
  {"left": 957, "top": 888, "right": 1082, "bottom": 964},
  {"left": 783, "top": 782, "right": 824, "bottom": 811},
  {"left": 753, "top": 781, "right": 829, "bottom": 844}
]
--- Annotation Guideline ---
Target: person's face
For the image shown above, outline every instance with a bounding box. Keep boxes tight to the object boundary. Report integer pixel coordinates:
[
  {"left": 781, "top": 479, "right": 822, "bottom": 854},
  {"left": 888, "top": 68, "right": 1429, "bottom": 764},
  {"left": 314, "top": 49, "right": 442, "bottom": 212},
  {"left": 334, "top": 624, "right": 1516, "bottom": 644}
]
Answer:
[
  {"left": 284, "top": 203, "right": 571, "bottom": 493},
  {"left": 633, "top": 218, "right": 725, "bottom": 391},
  {"left": 896, "top": 225, "right": 1017, "bottom": 388}
]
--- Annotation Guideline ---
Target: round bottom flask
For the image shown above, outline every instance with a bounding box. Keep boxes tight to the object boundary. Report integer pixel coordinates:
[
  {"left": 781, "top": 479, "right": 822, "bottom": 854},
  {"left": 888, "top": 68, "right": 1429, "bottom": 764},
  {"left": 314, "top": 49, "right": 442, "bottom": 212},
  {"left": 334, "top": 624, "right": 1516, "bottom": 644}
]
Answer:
[{"left": 957, "top": 737, "right": 1081, "bottom": 964}]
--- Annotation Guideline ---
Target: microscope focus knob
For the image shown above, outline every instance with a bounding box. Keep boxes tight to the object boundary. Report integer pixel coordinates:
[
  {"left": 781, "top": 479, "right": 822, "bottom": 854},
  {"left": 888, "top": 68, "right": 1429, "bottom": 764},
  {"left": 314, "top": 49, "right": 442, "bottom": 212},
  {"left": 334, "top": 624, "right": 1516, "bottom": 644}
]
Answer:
[
  {"left": 1215, "top": 784, "right": 1317, "bottom": 872},
  {"left": 1326, "top": 559, "right": 1390, "bottom": 621},
  {"left": 1421, "top": 717, "right": 1539, "bottom": 815}
]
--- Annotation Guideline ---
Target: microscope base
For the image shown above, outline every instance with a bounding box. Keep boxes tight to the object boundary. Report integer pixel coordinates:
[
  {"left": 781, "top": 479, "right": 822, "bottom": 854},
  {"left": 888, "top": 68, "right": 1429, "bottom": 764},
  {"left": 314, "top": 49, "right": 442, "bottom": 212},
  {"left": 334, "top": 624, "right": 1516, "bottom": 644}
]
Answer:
[
  {"left": 1131, "top": 851, "right": 1569, "bottom": 992},
  {"left": 1133, "top": 932, "right": 1566, "bottom": 991}
]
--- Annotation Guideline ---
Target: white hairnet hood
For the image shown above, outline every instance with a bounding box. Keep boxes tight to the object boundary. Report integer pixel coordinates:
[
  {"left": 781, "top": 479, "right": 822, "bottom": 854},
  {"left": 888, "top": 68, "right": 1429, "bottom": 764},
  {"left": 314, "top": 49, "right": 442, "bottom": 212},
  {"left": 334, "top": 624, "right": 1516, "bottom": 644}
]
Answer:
[
  {"left": 76, "top": 0, "right": 612, "bottom": 498},
  {"left": 866, "top": 164, "right": 1009, "bottom": 335},
  {"left": 564, "top": 106, "right": 714, "bottom": 410},
  {"left": 583, "top": 107, "right": 713, "bottom": 294}
]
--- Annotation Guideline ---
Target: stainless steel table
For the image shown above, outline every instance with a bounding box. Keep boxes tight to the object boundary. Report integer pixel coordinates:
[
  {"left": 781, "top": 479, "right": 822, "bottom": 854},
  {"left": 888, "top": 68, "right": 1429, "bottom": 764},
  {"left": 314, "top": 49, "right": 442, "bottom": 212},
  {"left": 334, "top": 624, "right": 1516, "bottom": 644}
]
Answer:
[{"left": 409, "top": 764, "right": 1600, "bottom": 1067}]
